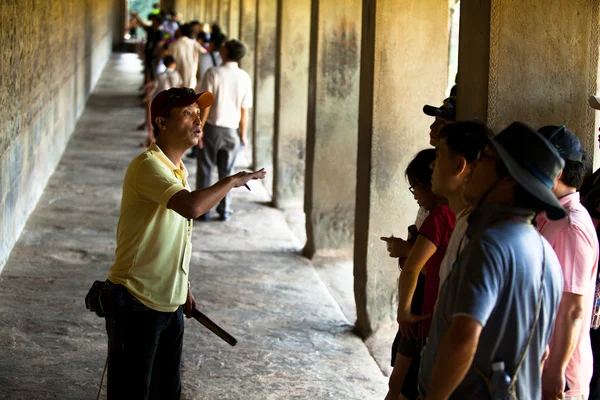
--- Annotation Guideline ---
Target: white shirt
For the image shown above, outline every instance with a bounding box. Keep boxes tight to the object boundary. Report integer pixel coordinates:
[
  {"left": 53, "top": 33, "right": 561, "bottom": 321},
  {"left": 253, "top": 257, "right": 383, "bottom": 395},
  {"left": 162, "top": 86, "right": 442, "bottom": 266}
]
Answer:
[
  {"left": 438, "top": 207, "right": 471, "bottom": 293},
  {"left": 156, "top": 69, "right": 183, "bottom": 93},
  {"left": 168, "top": 37, "right": 205, "bottom": 88},
  {"left": 200, "top": 62, "right": 253, "bottom": 129},
  {"left": 196, "top": 51, "right": 222, "bottom": 91}
]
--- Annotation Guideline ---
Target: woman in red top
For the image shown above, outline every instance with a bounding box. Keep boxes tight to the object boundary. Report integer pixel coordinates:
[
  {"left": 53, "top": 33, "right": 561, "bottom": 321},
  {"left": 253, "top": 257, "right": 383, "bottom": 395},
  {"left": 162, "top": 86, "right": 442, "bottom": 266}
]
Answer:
[{"left": 386, "top": 149, "right": 455, "bottom": 400}]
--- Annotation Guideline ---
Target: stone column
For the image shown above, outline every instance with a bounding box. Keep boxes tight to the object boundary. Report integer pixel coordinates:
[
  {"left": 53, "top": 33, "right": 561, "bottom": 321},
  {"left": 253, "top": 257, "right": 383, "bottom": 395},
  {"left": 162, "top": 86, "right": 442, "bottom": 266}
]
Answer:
[
  {"left": 228, "top": 0, "right": 240, "bottom": 39},
  {"left": 353, "top": 0, "right": 449, "bottom": 338},
  {"left": 458, "top": 0, "right": 600, "bottom": 171},
  {"left": 239, "top": 0, "right": 257, "bottom": 165},
  {"left": 252, "top": 0, "right": 277, "bottom": 193},
  {"left": 272, "top": 0, "right": 310, "bottom": 209},
  {"left": 112, "top": 0, "right": 127, "bottom": 49},
  {"left": 303, "top": 0, "right": 361, "bottom": 257},
  {"left": 219, "top": 0, "right": 230, "bottom": 32},
  {"left": 212, "top": 0, "right": 219, "bottom": 24},
  {"left": 198, "top": 0, "right": 206, "bottom": 22},
  {"left": 205, "top": 0, "right": 213, "bottom": 23}
]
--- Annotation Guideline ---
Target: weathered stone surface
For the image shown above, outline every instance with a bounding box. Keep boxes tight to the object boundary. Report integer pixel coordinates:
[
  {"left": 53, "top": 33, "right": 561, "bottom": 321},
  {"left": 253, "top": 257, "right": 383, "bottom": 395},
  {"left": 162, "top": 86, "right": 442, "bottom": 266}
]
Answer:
[
  {"left": 272, "top": 0, "right": 310, "bottom": 210},
  {"left": 304, "top": 0, "right": 362, "bottom": 257},
  {"left": 458, "top": 0, "right": 600, "bottom": 171},
  {"left": 238, "top": 0, "right": 258, "bottom": 166},
  {"left": 354, "top": 0, "right": 449, "bottom": 337},
  {"left": 228, "top": 0, "right": 241, "bottom": 40},
  {"left": 0, "top": 55, "right": 386, "bottom": 400},
  {"left": 0, "top": 0, "right": 114, "bottom": 273},
  {"left": 253, "top": 0, "right": 278, "bottom": 195}
]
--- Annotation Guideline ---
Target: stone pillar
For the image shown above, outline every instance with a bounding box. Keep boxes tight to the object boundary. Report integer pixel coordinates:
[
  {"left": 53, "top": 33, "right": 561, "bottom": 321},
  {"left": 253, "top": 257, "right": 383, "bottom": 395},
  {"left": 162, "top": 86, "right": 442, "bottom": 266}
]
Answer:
[
  {"left": 252, "top": 0, "right": 277, "bottom": 192},
  {"left": 198, "top": 0, "right": 206, "bottom": 22},
  {"left": 219, "top": 0, "right": 230, "bottom": 32},
  {"left": 303, "top": 0, "right": 361, "bottom": 257},
  {"left": 205, "top": 0, "right": 213, "bottom": 23},
  {"left": 228, "top": 0, "right": 240, "bottom": 39},
  {"left": 239, "top": 0, "right": 257, "bottom": 165},
  {"left": 112, "top": 0, "right": 127, "bottom": 49},
  {"left": 458, "top": 0, "right": 600, "bottom": 171},
  {"left": 272, "top": 0, "right": 310, "bottom": 209},
  {"left": 212, "top": 0, "right": 219, "bottom": 24},
  {"left": 353, "top": 0, "right": 448, "bottom": 338}
]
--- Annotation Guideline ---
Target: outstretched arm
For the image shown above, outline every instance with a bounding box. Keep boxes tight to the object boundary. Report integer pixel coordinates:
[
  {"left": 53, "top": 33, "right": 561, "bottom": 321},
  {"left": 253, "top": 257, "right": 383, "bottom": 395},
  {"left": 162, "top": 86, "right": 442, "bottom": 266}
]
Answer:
[{"left": 167, "top": 169, "right": 266, "bottom": 219}]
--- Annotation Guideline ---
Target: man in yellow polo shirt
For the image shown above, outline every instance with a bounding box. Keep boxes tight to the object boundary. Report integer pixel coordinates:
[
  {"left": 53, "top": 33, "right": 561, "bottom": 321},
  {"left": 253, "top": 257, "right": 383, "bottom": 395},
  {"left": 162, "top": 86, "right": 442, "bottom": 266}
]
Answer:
[{"left": 106, "top": 87, "right": 266, "bottom": 399}]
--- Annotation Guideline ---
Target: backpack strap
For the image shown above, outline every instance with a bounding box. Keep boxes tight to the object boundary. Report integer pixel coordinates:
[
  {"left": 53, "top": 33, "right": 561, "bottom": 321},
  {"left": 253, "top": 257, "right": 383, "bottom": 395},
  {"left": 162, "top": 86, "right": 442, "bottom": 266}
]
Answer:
[{"left": 209, "top": 51, "right": 218, "bottom": 67}]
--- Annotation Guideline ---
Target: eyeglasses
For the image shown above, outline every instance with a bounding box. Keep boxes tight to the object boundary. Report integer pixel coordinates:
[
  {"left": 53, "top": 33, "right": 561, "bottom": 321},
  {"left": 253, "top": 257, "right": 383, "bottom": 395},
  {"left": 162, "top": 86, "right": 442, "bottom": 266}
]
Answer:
[{"left": 409, "top": 181, "right": 420, "bottom": 194}]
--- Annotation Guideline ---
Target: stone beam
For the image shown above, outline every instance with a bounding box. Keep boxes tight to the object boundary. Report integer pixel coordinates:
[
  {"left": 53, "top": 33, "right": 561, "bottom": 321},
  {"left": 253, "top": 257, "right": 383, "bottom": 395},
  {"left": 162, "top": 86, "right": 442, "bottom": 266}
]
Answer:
[
  {"left": 303, "top": 0, "right": 361, "bottom": 257},
  {"left": 272, "top": 0, "right": 311, "bottom": 209}
]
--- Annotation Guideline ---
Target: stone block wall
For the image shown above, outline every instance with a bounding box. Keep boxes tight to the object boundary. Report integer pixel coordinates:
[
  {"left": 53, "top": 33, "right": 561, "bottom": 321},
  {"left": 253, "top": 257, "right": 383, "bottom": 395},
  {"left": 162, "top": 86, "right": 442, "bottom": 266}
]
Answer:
[{"left": 0, "top": 0, "right": 115, "bottom": 272}]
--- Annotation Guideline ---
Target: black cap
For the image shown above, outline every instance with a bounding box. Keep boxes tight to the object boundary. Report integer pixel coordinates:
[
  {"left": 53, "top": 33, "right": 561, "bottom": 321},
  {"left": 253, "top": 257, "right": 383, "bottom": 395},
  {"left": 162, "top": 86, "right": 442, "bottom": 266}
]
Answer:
[
  {"left": 423, "top": 97, "right": 456, "bottom": 121},
  {"left": 538, "top": 125, "right": 583, "bottom": 163},
  {"left": 489, "top": 122, "right": 566, "bottom": 220}
]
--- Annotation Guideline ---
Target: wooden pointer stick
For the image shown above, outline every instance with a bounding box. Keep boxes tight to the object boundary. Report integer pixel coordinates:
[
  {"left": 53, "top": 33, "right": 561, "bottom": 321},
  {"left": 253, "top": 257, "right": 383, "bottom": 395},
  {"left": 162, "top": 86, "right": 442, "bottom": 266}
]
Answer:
[{"left": 191, "top": 308, "right": 238, "bottom": 346}]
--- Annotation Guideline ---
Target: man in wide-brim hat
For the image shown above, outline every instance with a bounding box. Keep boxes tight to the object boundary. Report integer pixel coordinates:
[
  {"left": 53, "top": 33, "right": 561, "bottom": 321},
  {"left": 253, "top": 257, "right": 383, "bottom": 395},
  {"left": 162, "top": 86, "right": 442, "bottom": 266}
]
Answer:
[{"left": 419, "top": 122, "right": 565, "bottom": 399}]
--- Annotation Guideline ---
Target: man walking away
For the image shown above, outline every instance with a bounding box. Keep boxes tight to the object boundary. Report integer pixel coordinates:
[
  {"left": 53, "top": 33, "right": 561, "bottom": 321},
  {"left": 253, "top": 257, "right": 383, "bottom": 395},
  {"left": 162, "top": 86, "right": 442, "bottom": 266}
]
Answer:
[
  {"left": 168, "top": 24, "right": 206, "bottom": 89},
  {"left": 196, "top": 39, "right": 253, "bottom": 221},
  {"left": 419, "top": 122, "right": 565, "bottom": 399}
]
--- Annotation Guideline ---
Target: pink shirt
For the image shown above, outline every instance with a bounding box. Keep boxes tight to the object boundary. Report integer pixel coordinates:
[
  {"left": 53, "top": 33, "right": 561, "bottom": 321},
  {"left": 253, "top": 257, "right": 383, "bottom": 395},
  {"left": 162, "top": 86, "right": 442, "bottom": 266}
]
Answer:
[{"left": 536, "top": 192, "right": 599, "bottom": 398}]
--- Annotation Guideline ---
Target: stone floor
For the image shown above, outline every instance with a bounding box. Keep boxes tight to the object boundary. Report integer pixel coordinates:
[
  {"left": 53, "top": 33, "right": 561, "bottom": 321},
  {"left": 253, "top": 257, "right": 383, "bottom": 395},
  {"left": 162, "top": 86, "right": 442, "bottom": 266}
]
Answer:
[{"left": 0, "top": 54, "right": 387, "bottom": 399}]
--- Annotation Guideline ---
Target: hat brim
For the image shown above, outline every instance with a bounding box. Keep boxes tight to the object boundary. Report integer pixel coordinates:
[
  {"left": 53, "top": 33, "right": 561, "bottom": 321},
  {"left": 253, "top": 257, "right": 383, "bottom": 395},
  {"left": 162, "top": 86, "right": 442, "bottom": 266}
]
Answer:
[
  {"left": 423, "top": 105, "right": 454, "bottom": 121},
  {"left": 589, "top": 95, "right": 600, "bottom": 111},
  {"left": 488, "top": 134, "right": 566, "bottom": 220},
  {"left": 196, "top": 91, "right": 214, "bottom": 108}
]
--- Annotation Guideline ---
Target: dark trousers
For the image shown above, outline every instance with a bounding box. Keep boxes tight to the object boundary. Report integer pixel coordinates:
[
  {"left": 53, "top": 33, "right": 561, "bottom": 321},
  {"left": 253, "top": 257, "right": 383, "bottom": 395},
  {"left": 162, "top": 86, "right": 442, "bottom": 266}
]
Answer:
[
  {"left": 196, "top": 123, "right": 240, "bottom": 216},
  {"left": 105, "top": 294, "right": 184, "bottom": 400},
  {"left": 591, "top": 328, "right": 600, "bottom": 400}
]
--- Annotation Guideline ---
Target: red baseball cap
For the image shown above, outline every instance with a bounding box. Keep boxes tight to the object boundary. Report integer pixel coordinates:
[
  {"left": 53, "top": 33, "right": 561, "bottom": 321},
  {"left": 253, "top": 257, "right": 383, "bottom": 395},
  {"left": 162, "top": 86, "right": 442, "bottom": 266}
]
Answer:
[{"left": 151, "top": 88, "right": 214, "bottom": 122}]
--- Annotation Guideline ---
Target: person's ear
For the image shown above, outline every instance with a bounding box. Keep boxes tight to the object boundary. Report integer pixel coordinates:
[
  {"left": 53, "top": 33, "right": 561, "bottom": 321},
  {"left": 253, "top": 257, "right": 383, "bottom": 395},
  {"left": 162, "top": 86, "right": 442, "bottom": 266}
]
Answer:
[
  {"left": 553, "top": 170, "right": 563, "bottom": 190},
  {"left": 155, "top": 116, "right": 168, "bottom": 131},
  {"left": 455, "top": 156, "right": 468, "bottom": 177}
]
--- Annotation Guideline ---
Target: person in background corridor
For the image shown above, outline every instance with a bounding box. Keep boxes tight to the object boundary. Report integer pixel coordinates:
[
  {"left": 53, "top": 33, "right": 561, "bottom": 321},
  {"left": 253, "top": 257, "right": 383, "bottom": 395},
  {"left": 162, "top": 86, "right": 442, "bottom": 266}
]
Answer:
[
  {"left": 536, "top": 125, "right": 598, "bottom": 400},
  {"left": 130, "top": 11, "right": 164, "bottom": 85},
  {"left": 105, "top": 88, "right": 265, "bottom": 399},
  {"left": 419, "top": 122, "right": 564, "bottom": 399},
  {"left": 142, "top": 56, "right": 183, "bottom": 146},
  {"left": 168, "top": 24, "right": 206, "bottom": 89},
  {"left": 196, "top": 39, "right": 253, "bottom": 222},
  {"left": 581, "top": 95, "right": 600, "bottom": 400}
]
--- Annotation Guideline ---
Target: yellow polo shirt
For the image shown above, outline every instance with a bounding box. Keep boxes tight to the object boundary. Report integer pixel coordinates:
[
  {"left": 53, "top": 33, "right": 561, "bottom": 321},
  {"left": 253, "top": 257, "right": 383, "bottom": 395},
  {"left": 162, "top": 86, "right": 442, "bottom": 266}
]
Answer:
[{"left": 108, "top": 143, "right": 192, "bottom": 312}]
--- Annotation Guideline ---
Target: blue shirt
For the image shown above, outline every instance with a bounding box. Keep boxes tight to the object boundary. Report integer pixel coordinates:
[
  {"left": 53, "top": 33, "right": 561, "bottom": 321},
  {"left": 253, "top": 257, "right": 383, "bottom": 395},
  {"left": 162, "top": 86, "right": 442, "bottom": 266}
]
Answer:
[{"left": 419, "top": 204, "right": 563, "bottom": 399}]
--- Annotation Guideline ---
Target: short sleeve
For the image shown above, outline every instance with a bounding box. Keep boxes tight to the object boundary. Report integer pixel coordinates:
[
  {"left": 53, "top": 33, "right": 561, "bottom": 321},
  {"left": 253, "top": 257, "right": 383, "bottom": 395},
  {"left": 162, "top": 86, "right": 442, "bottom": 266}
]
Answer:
[
  {"left": 419, "top": 207, "right": 448, "bottom": 247},
  {"left": 134, "top": 159, "right": 187, "bottom": 207},
  {"left": 451, "top": 238, "right": 503, "bottom": 326},
  {"left": 241, "top": 75, "right": 253, "bottom": 109},
  {"left": 553, "top": 226, "right": 595, "bottom": 295}
]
